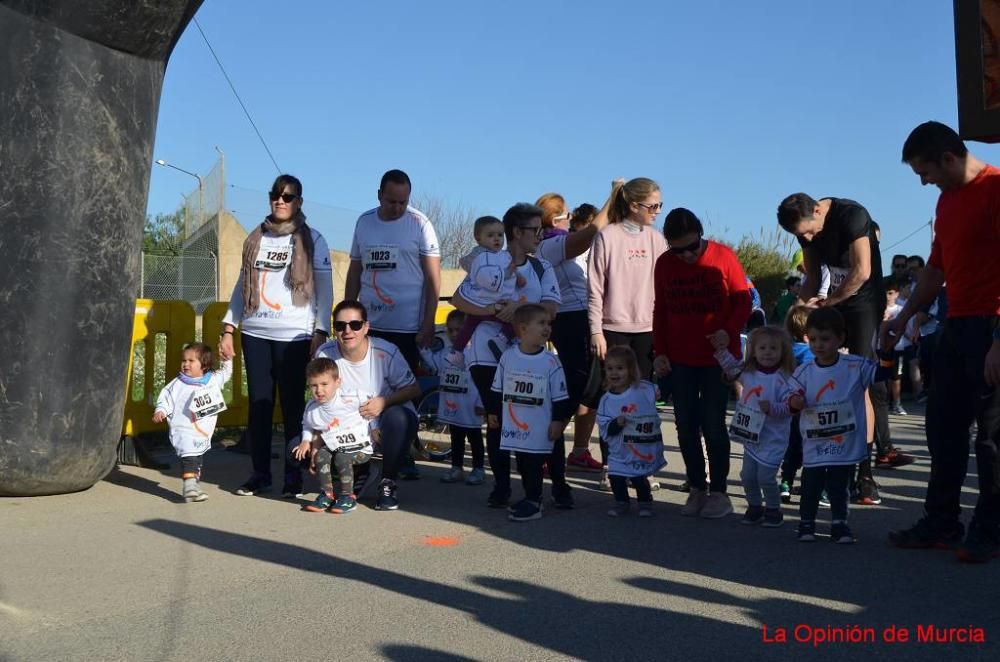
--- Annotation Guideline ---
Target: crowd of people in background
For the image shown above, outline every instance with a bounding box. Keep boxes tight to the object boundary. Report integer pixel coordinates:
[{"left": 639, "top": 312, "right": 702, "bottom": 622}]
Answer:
[{"left": 153, "top": 121, "right": 1000, "bottom": 563}]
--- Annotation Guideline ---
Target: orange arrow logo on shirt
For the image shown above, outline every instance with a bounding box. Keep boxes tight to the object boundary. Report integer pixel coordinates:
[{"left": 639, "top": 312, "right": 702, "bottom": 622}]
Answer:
[
  {"left": 815, "top": 379, "right": 835, "bottom": 401},
  {"left": 621, "top": 403, "right": 637, "bottom": 413},
  {"left": 259, "top": 271, "right": 282, "bottom": 311},
  {"left": 628, "top": 444, "right": 655, "bottom": 461},
  {"left": 326, "top": 418, "right": 341, "bottom": 430},
  {"left": 371, "top": 271, "right": 395, "bottom": 305},
  {"left": 742, "top": 385, "right": 764, "bottom": 404},
  {"left": 190, "top": 413, "right": 209, "bottom": 437},
  {"left": 507, "top": 402, "right": 530, "bottom": 431}
]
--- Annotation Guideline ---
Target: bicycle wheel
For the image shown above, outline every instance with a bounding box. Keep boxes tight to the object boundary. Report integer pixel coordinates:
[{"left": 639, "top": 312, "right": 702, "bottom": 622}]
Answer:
[{"left": 415, "top": 387, "right": 452, "bottom": 462}]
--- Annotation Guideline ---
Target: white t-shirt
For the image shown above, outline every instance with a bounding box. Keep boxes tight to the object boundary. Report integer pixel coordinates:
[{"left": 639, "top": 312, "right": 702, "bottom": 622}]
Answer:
[
  {"left": 596, "top": 381, "right": 666, "bottom": 478},
  {"left": 315, "top": 337, "right": 418, "bottom": 421},
  {"left": 154, "top": 360, "right": 233, "bottom": 458},
  {"left": 729, "top": 369, "right": 795, "bottom": 468},
  {"left": 491, "top": 346, "right": 568, "bottom": 454},
  {"left": 457, "top": 249, "right": 517, "bottom": 308},
  {"left": 537, "top": 235, "right": 589, "bottom": 314},
  {"left": 420, "top": 344, "right": 483, "bottom": 429},
  {"left": 790, "top": 354, "right": 876, "bottom": 467},
  {"left": 466, "top": 256, "right": 561, "bottom": 367},
  {"left": 349, "top": 206, "right": 440, "bottom": 333},
  {"left": 301, "top": 393, "right": 374, "bottom": 455},
  {"left": 223, "top": 228, "right": 334, "bottom": 342}
]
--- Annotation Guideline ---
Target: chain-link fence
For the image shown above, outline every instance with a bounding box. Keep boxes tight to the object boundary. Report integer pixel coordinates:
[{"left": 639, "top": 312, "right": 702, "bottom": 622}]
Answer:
[
  {"left": 140, "top": 252, "right": 218, "bottom": 313},
  {"left": 180, "top": 157, "right": 225, "bottom": 238}
]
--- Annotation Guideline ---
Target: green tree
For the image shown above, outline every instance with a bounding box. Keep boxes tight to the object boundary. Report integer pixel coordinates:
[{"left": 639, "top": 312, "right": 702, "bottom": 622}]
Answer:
[{"left": 143, "top": 210, "right": 185, "bottom": 254}]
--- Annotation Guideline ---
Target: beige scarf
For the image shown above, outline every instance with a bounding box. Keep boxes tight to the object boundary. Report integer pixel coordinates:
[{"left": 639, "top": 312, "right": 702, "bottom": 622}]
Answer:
[{"left": 241, "top": 211, "right": 315, "bottom": 315}]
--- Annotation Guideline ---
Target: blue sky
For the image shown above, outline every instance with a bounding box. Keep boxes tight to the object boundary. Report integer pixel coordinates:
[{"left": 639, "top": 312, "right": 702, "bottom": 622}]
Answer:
[{"left": 148, "top": 0, "right": 996, "bottom": 261}]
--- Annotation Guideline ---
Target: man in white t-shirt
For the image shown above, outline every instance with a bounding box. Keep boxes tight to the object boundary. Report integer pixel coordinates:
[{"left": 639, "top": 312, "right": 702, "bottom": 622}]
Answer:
[{"left": 346, "top": 169, "right": 441, "bottom": 373}]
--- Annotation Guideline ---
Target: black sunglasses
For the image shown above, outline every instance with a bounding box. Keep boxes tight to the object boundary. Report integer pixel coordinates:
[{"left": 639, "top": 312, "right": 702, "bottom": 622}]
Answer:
[
  {"left": 333, "top": 320, "right": 365, "bottom": 332},
  {"left": 268, "top": 192, "right": 299, "bottom": 203},
  {"left": 517, "top": 224, "right": 544, "bottom": 237},
  {"left": 669, "top": 237, "right": 702, "bottom": 255}
]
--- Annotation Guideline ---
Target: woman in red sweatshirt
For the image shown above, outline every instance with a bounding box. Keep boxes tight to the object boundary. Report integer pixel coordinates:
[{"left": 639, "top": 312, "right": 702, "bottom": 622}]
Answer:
[{"left": 653, "top": 208, "right": 752, "bottom": 519}]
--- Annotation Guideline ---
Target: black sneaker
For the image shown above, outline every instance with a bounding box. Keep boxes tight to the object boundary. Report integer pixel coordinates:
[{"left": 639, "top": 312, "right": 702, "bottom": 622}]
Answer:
[
  {"left": 552, "top": 486, "right": 574, "bottom": 510},
  {"left": 853, "top": 477, "right": 882, "bottom": 505},
  {"left": 797, "top": 521, "right": 816, "bottom": 542},
  {"left": 235, "top": 475, "right": 272, "bottom": 496},
  {"left": 830, "top": 522, "right": 856, "bottom": 544},
  {"left": 762, "top": 508, "right": 784, "bottom": 528},
  {"left": 888, "top": 517, "right": 965, "bottom": 550},
  {"left": 741, "top": 505, "right": 765, "bottom": 525},
  {"left": 509, "top": 499, "right": 543, "bottom": 522},
  {"left": 955, "top": 521, "right": 1000, "bottom": 564},
  {"left": 374, "top": 478, "right": 399, "bottom": 511},
  {"left": 487, "top": 490, "right": 510, "bottom": 509}
]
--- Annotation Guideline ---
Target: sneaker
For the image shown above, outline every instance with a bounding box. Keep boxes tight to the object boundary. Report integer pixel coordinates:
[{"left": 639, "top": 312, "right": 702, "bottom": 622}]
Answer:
[
  {"left": 597, "top": 468, "right": 612, "bottom": 492},
  {"left": 509, "top": 499, "right": 542, "bottom": 522},
  {"left": 797, "top": 521, "right": 817, "bottom": 542},
  {"left": 779, "top": 481, "right": 791, "bottom": 504},
  {"left": 235, "top": 475, "right": 272, "bottom": 496},
  {"left": 637, "top": 503, "right": 655, "bottom": 518},
  {"left": 398, "top": 456, "right": 421, "bottom": 481},
  {"left": 440, "top": 467, "right": 465, "bottom": 483},
  {"left": 916, "top": 391, "right": 928, "bottom": 404},
  {"left": 876, "top": 448, "right": 915, "bottom": 468},
  {"left": 819, "top": 491, "right": 830, "bottom": 507},
  {"left": 741, "top": 505, "right": 765, "bottom": 525},
  {"left": 487, "top": 490, "right": 510, "bottom": 508},
  {"left": 304, "top": 492, "right": 334, "bottom": 513},
  {"left": 282, "top": 482, "right": 304, "bottom": 499},
  {"left": 830, "top": 522, "right": 856, "bottom": 544},
  {"left": 888, "top": 517, "right": 965, "bottom": 550},
  {"left": 329, "top": 493, "right": 358, "bottom": 514},
  {"left": 374, "top": 479, "right": 399, "bottom": 511},
  {"left": 607, "top": 501, "right": 630, "bottom": 517},
  {"left": 648, "top": 478, "right": 661, "bottom": 492},
  {"left": 700, "top": 493, "right": 734, "bottom": 519},
  {"left": 889, "top": 402, "right": 908, "bottom": 416},
  {"left": 853, "top": 477, "right": 882, "bottom": 505},
  {"left": 552, "top": 487, "right": 575, "bottom": 510},
  {"left": 791, "top": 485, "right": 801, "bottom": 496},
  {"left": 955, "top": 521, "right": 1000, "bottom": 564},
  {"left": 182, "top": 478, "right": 208, "bottom": 503},
  {"left": 678, "top": 480, "right": 691, "bottom": 493},
  {"left": 681, "top": 488, "right": 708, "bottom": 517},
  {"left": 566, "top": 449, "right": 603, "bottom": 472},
  {"left": 762, "top": 508, "right": 784, "bottom": 528},
  {"left": 465, "top": 467, "right": 486, "bottom": 485}
]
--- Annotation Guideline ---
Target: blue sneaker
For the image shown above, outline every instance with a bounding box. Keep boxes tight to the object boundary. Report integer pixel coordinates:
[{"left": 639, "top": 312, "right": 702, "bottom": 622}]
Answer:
[
  {"left": 329, "top": 493, "right": 358, "bottom": 514},
  {"left": 509, "top": 499, "right": 543, "bottom": 522},
  {"left": 303, "top": 492, "right": 334, "bottom": 512}
]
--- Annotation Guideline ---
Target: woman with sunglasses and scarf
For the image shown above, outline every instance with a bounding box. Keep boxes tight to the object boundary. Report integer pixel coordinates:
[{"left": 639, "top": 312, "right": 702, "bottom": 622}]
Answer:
[
  {"left": 220, "top": 175, "right": 334, "bottom": 498},
  {"left": 315, "top": 300, "right": 421, "bottom": 511},
  {"left": 653, "top": 208, "right": 751, "bottom": 520}
]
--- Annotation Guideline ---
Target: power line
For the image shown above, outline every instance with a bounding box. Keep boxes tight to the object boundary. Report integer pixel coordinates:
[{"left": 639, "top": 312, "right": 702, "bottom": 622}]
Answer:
[
  {"left": 192, "top": 18, "right": 282, "bottom": 174},
  {"left": 880, "top": 219, "right": 932, "bottom": 253}
]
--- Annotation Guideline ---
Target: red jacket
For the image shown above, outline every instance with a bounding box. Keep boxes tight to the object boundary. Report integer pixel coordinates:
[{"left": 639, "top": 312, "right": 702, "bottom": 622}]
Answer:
[{"left": 653, "top": 241, "right": 752, "bottom": 367}]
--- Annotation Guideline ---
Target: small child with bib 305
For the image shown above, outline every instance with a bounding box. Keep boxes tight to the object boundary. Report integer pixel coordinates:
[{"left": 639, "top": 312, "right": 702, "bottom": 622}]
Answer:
[
  {"left": 293, "top": 358, "right": 374, "bottom": 515},
  {"left": 714, "top": 327, "right": 796, "bottom": 528},
  {"left": 597, "top": 346, "right": 666, "bottom": 517},
  {"left": 153, "top": 342, "right": 233, "bottom": 502},
  {"left": 788, "top": 307, "right": 880, "bottom": 545}
]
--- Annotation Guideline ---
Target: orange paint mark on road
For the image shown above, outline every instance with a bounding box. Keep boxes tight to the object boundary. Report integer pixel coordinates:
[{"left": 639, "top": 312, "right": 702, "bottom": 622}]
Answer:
[{"left": 424, "top": 536, "right": 460, "bottom": 547}]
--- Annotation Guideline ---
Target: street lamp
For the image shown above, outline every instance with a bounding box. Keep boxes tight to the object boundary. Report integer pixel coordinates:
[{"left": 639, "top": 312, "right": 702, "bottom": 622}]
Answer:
[{"left": 154, "top": 158, "right": 204, "bottom": 234}]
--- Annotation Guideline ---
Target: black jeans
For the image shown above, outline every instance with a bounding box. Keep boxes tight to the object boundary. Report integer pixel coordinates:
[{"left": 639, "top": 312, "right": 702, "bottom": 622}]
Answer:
[
  {"left": 835, "top": 297, "right": 891, "bottom": 454},
  {"left": 670, "top": 363, "right": 731, "bottom": 493},
  {"left": 516, "top": 452, "right": 546, "bottom": 502},
  {"left": 242, "top": 333, "right": 310, "bottom": 484},
  {"left": 375, "top": 405, "right": 418, "bottom": 481},
  {"left": 603, "top": 329, "right": 654, "bottom": 381},
  {"left": 450, "top": 425, "right": 484, "bottom": 470},
  {"left": 470, "top": 365, "right": 509, "bottom": 498},
  {"left": 550, "top": 310, "right": 591, "bottom": 409},
  {"left": 800, "top": 465, "right": 852, "bottom": 523},
  {"left": 610, "top": 475, "right": 652, "bottom": 504},
  {"left": 780, "top": 414, "right": 803, "bottom": 484},
  {"left": 924, "top": 317, "right": 1000, "bottom": 528}
]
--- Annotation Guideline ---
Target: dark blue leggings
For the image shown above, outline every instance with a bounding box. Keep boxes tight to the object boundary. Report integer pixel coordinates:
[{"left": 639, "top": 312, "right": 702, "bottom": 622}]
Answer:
[{"left": 377, "top": 405, "right": 418, "bottom": 481}]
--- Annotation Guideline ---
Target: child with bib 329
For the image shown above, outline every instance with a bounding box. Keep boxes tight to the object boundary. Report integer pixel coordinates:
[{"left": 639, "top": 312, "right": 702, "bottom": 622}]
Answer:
[
  {"left": 153, "top": 342, "right": 233, "bottom": 502},
  {"left": 597, "top": 346, "right": 666, "bottom": 517},
  {"left": 715, "top": 326, "right": 796, "bottom": 527}
]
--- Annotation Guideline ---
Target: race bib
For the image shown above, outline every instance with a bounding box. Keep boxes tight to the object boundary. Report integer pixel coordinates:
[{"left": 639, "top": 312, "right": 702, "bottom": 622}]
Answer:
[
  {"left": 503, "top": 370, "right": 546, "bottom": 407},
  {"left": 254, "top": 238, "right": 293, "bottom": 271},
  {"left": 364, "top": 244, "right": 398, "bottom": 271},
  {"left": 828, "top": 267, "right": 849, "bottom": 295},
  {"left": 321, "top": 418, "right": 372, "bottom": 453},
  {"left": 440, "top": 367, "right": 468, "bottom": 394},
  {"left": 190, "top": 385, "right": 227, "bottom": 420},
  {"left": 729, "top": 403, "right": 766, "bottom": 444},
  {"left": 802, "top": 400, "right": 856, "bottom": 440},
  {"left": 623, "top": 414, "right": 662, "bottom": 444}
]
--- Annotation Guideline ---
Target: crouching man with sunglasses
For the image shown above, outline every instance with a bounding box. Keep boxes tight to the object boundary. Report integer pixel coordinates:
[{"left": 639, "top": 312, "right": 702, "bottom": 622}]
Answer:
[{"left": 314, "top": 300, "right": 422, "bottom": 511}]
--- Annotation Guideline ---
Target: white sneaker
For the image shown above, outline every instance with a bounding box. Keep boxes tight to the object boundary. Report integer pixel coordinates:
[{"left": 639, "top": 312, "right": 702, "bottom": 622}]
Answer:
[
  {"left": 700, "top": 492, "right": 734, "bottom": 519},
  {"left": 681, "top": 488, "right": 708, "bottom": 517}
]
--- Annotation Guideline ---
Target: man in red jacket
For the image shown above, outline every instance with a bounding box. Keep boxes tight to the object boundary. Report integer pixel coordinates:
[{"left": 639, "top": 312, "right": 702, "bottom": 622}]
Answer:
[{"left": 653, "top": 208, "right": 751, "bottom": 519}]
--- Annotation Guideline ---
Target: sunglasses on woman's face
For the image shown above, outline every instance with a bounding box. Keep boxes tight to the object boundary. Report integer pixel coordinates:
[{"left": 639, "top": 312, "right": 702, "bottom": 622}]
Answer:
[
  {"left": 333, "top": 320, "right": 365, "bottom": 333},
  {"left": 269, "top": 192, "right": 298, "bottom": 203},
  {"left": 669, "top": 237, "right": 702, "bottom": 255}
]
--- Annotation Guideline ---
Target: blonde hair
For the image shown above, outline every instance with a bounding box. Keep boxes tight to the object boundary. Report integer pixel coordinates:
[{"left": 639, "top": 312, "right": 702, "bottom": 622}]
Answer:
[
  {"left": 604, "top": 346, "right": 641, "bottom": 389},
  {"left": 608, "top": 177, "right": 660, "bottom": 224},
  {"left": 784, "top": 304, "right": 811, "bottom": 342},
  {"left": 535, "top": 193, "right": 567, "bottom": 229},
  {"left": 744, "top": 326, "right": 795, "bottom": 376}
]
